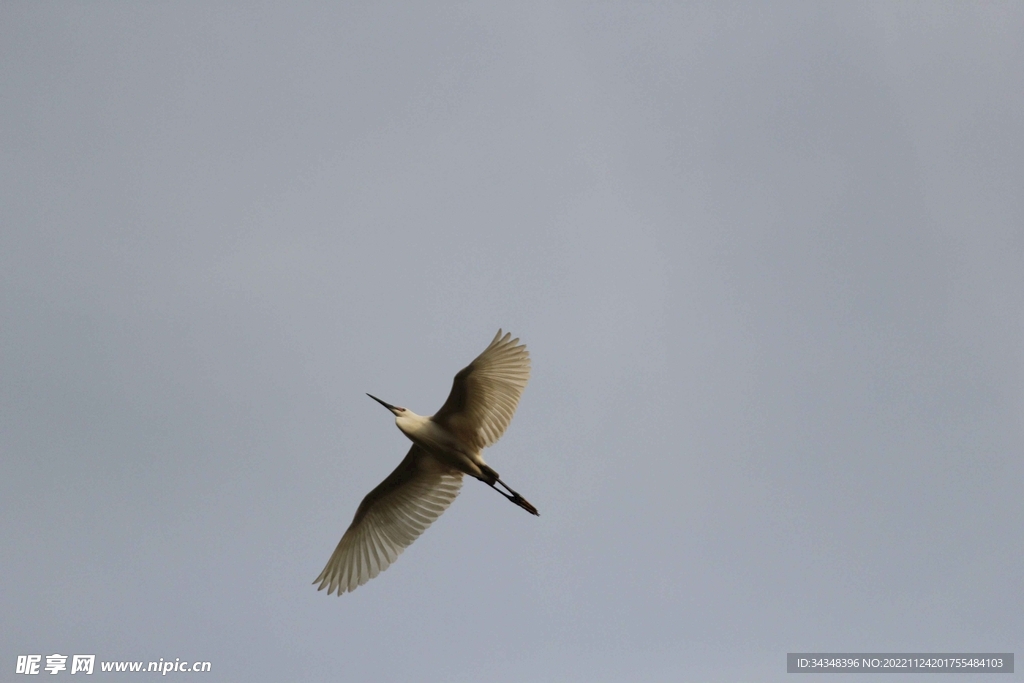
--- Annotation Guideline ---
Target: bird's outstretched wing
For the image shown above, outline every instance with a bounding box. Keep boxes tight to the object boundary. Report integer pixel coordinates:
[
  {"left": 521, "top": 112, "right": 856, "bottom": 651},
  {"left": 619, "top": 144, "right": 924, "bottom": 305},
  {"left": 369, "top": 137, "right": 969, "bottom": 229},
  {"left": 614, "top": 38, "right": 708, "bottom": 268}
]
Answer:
[
  {"left": 314, "top": 444, "right": 463, "bottom": 596},
  {"left": 432, "top": 329, "right": 531, "bottom": 449}
]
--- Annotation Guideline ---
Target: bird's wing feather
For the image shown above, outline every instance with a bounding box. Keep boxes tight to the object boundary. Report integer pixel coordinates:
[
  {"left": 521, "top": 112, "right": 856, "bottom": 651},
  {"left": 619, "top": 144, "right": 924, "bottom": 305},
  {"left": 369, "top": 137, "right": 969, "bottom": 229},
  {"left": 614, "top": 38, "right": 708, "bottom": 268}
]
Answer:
[
  {"left": 432, "top": 329, "right": 531, "bottom": 449},
  {"left": 314, "top": 444, "right": 463, "bottom": 596}
]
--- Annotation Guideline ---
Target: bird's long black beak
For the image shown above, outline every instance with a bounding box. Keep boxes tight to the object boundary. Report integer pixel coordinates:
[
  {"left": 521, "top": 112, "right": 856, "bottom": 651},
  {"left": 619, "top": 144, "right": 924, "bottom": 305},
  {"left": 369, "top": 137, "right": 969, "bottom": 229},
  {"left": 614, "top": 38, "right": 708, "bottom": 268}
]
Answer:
[{"left": 366, "top": 393, "right": 397, "bottom": 412}]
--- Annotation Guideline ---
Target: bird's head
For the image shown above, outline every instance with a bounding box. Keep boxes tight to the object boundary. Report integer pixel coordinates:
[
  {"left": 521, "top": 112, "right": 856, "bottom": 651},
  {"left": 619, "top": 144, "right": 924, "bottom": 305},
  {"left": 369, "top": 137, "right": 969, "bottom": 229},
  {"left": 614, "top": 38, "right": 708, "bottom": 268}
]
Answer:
[{"left": 366, "top": 393, "right": 406, "bottom": 417}]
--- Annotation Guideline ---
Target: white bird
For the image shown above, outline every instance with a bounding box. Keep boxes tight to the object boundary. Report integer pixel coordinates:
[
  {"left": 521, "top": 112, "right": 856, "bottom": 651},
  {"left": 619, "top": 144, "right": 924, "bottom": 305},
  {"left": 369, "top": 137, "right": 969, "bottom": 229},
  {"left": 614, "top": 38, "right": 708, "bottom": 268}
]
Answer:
[{"left": 314, "top": 329, "right": 538, "bottom": 596}]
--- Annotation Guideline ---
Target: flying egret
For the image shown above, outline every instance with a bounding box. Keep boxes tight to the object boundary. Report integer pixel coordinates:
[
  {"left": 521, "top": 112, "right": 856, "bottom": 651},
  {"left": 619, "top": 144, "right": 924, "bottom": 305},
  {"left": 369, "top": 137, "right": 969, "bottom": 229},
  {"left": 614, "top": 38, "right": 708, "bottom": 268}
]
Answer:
[{"left": 314, "top": 329, "right": 538, "bottom": 596}]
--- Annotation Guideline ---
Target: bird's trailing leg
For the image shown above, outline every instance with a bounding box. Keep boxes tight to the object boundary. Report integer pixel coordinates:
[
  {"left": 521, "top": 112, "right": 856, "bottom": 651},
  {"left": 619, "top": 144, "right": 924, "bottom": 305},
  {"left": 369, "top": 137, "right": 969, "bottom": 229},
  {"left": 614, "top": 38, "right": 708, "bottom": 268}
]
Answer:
[
  {"left": 496, "top": 478, "right": 540, "bottom": 516},
  {"left": 479, "top": 465, "right": 539, "bottom": 516}
]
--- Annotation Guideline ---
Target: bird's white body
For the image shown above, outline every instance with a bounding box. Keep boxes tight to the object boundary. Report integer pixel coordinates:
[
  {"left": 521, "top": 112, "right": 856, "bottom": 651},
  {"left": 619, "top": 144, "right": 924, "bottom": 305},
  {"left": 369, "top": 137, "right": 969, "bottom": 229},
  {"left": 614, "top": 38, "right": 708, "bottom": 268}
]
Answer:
[
  {"left": 314, "top": 329, "right": 536, "bottom": 596},
  {"left": 395, "top": 412, "right": 487, "bottom": 480}
]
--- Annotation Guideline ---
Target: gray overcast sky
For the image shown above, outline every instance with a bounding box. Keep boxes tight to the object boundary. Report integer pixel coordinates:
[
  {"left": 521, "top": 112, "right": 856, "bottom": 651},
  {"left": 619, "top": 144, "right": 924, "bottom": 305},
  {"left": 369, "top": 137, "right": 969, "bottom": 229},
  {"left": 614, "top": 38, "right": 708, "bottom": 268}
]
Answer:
[{"left": 2, "top": 2, "right": 1022, "bottom": 681}]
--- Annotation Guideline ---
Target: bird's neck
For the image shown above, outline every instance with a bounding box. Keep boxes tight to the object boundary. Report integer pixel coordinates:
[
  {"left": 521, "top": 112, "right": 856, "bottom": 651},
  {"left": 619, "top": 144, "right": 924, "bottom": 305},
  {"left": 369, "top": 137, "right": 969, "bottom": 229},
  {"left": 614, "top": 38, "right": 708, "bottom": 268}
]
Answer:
[
  {"left": 396, "top": 413, "right": 459, "bottom": 452},
  {"left": 395, "top": 411, "right": 429, "bottom": 438}
]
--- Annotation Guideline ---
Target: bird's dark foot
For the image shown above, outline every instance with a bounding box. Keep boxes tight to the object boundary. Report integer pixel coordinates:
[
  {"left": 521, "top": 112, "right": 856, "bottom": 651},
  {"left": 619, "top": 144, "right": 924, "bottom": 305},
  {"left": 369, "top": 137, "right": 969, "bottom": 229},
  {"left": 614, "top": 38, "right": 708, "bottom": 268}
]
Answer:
[{"left": 510, "top": 493, "right": 539, "bottom": 516}]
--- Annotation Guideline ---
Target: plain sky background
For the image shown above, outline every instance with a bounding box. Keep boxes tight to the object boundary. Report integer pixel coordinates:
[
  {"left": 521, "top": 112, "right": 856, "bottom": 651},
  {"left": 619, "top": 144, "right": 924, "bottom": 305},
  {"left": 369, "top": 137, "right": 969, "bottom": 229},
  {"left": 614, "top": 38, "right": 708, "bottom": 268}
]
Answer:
[{"left": 2, "top": 2, "right": 1022, "bottom": 681}]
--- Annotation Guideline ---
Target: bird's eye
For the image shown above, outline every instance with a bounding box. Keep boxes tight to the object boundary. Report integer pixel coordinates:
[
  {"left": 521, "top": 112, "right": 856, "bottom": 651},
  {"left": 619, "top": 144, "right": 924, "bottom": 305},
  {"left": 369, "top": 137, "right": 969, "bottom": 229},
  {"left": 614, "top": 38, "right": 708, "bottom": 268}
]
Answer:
[{"left": 397, "top": 407, "right": 406, "bottom": 412}]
